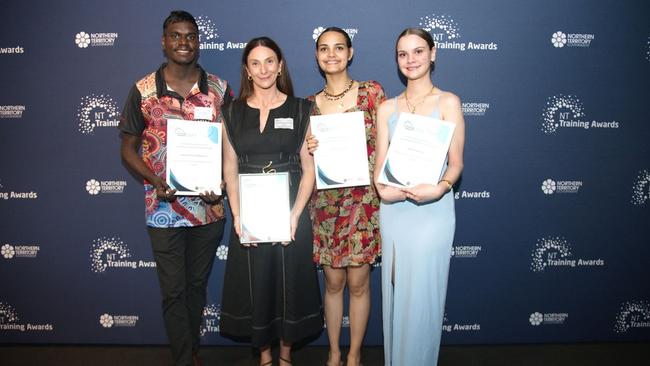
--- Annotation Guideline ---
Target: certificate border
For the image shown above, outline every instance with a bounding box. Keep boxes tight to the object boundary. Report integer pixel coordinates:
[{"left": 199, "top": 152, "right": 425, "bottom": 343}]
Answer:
[
  {"left": 166, "top": 119, "right": 222, "bottom": 196},
  {"left": 238, "top": 172, "right": 291, "bottom": 244},
  {"left": 311, "top": 111, "right": 371, "bottom": 190}
]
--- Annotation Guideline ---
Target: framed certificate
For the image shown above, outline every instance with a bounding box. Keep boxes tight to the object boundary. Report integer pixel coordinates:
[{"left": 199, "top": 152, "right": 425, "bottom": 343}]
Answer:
[
  {"left": 378, "top": 112, "right": 456, "bottom": 188},
  {"left": 239, "top": 173, "right": 291, "bottom": 244},
  {"left": 311, "top": 111, "right": 370, "bottom": 190},
  {"left": 166, "top": 119, "right": 222, "bottom": 195}
]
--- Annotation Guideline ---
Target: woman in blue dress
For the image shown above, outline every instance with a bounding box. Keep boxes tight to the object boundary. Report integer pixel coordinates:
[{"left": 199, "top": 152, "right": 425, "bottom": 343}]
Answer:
[{"left": 374, "top": 28, "right": 466, "bottom": 366}]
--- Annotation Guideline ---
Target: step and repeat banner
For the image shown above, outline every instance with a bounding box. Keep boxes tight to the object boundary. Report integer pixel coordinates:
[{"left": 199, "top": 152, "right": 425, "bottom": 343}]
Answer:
[{"left": 1, "top": 0, "right": 649, "bottom": 346}]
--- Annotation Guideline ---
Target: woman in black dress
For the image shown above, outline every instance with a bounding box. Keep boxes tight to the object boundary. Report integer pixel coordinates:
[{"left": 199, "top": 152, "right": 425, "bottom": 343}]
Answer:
[{"left": 219, "top": 36, "right": 323, "bottom": 366}]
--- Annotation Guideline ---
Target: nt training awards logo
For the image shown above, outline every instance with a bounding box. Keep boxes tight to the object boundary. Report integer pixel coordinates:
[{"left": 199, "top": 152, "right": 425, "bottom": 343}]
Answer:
[
  {"left": 541, "top": 94, "right": 619, "bottom": 134},
  {"left": 77, "top": 94, "right": 119, "bottom": 134}
]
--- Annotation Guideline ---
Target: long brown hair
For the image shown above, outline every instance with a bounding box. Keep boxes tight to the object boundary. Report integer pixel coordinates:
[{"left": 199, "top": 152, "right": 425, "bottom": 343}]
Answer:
[{"left": 238, "top": 36, "right": 294, "bottom": 100}]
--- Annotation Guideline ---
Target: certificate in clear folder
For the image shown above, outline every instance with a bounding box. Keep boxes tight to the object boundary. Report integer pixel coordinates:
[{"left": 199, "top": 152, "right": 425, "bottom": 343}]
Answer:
[{"left": 238, "top": 172, "right": 291, "bottom": 244}]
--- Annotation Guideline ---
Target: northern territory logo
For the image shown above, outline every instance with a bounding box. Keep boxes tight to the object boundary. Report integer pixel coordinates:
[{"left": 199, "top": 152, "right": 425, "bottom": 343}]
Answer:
[
  {"left": 75, "top": 31, "right": 118, "bottom": 48},
  {"left": 312, "top": 26, "right": 359, "bottom": 42},
  {"left": 551, "top": 31, "right": 594, "bottom": 48},
  {"left": 85, "top": 179, "right": 127, "bottom": 195},
  {"left": 0, "top": 105, "right": 25, "bottom": 118}
]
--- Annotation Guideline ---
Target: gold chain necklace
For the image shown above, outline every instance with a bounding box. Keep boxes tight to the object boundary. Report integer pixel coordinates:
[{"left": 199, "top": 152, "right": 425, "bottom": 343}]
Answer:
[
  {"left": 323, "top": 79, "right": 354, "bottom": 101},
  {"left": 404, "top": 86, "right": 434, "bottom": 113}
]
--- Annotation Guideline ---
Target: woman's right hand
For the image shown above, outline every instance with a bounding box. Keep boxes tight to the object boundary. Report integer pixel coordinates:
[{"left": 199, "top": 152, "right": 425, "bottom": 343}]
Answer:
[
  {"left": 306, "top": 134, "right": 319, "bottom": 155},
  {"left": 233, "top": 215, "right": 255, "bottom": 247},
  {"left": 376, "top": 183, "right": 407, "bottom": 202}
]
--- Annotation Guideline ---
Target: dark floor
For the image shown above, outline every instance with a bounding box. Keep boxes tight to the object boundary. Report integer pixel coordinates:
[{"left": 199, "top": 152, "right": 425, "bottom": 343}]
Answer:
[{"left": 2, "top": 342, "right": 649, "bottom": 366}]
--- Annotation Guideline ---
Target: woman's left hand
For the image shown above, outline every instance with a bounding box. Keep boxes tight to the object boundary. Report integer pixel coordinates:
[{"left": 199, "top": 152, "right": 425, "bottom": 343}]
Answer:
[
  {"left": 401, "top": 183, "right": 448, "bottom": 203},
  {"left": 280, "top": 209, "right": 300, "bottom": 246}
]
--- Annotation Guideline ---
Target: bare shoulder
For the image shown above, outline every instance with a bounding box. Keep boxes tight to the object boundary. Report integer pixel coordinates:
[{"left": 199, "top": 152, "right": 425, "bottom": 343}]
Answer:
[
  {"left": 436, "top": 90, "right": 463, "bottom": 123},
  {"left": 377, "top": 97, "right": 396, "bottom": 115},
  {"left": 438, "top": 90, "right": 461, "bottom": 109}
]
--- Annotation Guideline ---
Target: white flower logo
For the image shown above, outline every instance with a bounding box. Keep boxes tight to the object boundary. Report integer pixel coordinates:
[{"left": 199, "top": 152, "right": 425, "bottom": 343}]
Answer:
[
  {"left": 312, "top": 26, "right": 325, "bottom": 41},
  {"left": 100, "top": 313, "right": 114, "bottom": 328},
  {"left": 529, "top": 312, "right": 543, "bottom": 326},
  {"left": 75, "top": 32, "right": 91, "bottom": 48},
  {"left": 86, "top": 179, "right": 101, "bottom": 195},
  {"left": 541, "top": 179, "right": 556, "bottom": 195},
  {"left": 551, "top": 31, "right": 567, "bottom": 48},
  {"left": 216, "top": 245, "right": 228, "bottom": 260},
  {"left": 1, "top": 244, "right": 15, "bottom": 259}
]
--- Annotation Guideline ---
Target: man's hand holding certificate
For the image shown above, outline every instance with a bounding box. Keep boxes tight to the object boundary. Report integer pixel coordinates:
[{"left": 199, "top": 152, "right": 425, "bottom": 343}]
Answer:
[
  {"left": 166, "top": 119, "right": 222, "bottom": 196},
  {"left": 310, "top": 111, "right": 370, "bottom": 190},
  {"left": 378, "top": 112, "right": 456, "bottom": 188}
]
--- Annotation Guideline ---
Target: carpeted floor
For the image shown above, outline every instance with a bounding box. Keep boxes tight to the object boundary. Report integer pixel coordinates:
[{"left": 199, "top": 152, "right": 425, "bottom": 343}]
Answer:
[{"left": 2, "top": 342, "right": 649, "bottom": 365}]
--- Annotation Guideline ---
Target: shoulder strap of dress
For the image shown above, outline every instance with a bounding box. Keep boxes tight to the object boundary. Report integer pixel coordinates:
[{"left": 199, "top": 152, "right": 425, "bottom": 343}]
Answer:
[
  {"left": 223, "top": 100, "right": 243, "bottom": 156},
  {"left": 431, "top": 94, "right": 442, "bottom": 117}
]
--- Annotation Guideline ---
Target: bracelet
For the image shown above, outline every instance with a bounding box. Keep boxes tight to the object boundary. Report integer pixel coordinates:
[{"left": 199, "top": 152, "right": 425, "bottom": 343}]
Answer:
[{"left": 439, "top": 179, "right": 453, "bottom": 192}]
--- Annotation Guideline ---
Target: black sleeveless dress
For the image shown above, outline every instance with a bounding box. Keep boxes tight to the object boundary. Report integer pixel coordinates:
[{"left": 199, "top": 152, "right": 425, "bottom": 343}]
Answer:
[{"left": 219, "top": 97, "right": 323, "bottom": 347}]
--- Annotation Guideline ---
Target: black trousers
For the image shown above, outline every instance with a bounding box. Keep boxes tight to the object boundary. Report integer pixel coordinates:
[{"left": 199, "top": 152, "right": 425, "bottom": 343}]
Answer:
[{"left": 147, "top": 220, "right": 225, "bottom": 366}]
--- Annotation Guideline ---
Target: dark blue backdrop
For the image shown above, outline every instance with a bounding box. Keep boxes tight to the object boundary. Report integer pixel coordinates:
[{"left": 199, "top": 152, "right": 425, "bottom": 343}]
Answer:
[{"left": 1, "top": 0, "right": 649, "bottom": 346}]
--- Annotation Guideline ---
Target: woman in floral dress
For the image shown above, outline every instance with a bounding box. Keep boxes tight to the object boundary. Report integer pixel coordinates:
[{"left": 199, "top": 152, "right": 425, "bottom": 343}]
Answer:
[{"left": 306, "top": 27, "right": 385, "bottom": 366}]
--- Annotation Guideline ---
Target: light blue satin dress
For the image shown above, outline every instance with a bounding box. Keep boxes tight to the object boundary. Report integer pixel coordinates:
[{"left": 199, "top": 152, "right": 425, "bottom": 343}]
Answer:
[{"left": 381, "top": 97, "right": 455, "bottom": 366}]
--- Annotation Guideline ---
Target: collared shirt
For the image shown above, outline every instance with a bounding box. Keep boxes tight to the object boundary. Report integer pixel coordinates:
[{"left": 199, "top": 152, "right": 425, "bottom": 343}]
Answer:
[{"left": 119, "top": 64, "right": 232, "bottom": 227}]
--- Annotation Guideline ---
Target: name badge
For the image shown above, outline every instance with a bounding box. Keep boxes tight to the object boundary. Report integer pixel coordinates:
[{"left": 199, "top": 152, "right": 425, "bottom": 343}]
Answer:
[
  {"left": 193, "top": 107, "right": 213, "bottom": 121},
  {"left": 274, "top": 118, "right": 293, "bottom": 130}
]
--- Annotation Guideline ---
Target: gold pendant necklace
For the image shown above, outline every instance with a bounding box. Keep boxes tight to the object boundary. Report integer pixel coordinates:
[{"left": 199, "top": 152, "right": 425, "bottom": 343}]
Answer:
[{"left": 404, "top": 86, "right": 435, "bottom": 113}]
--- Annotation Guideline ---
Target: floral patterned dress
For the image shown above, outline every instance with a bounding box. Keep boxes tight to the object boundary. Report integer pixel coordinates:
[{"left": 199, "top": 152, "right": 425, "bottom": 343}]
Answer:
[{"left": 309, "top": 80, "right": 385, "bottom": 267}]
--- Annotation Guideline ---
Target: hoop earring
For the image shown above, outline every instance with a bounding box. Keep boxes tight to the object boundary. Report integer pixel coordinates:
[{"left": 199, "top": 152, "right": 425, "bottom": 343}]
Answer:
[
  {"left": 247, "top": 75, "right": 252, "bottom": 81},
  {"left": 277, "top": 70, "right": 282, "bottom": 77}
]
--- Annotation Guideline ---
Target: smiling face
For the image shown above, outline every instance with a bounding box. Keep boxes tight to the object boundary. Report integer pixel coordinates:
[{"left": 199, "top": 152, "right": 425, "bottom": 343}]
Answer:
[
  {"left": 245, "top": 45, "right": 282, "bottom": 91},
  {"left": 396, "top": 34, "right": 436, "bottom": 80},
  {"left": 316, "top": 30, "right": 353, "bottom": 75},
  {"left": 162, "top": 21, "right": 199, "bottom": 66}
]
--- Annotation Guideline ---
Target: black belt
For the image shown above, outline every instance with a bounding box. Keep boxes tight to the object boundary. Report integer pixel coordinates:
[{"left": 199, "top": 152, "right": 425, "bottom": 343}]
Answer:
[{"left": 238, "top": 152, "right": 300, "bottom": 173}]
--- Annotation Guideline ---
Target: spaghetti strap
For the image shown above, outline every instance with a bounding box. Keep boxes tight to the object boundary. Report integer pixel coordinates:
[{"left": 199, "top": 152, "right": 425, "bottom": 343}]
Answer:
[{"left": 431, "top": 94, "right": 442, "bottom": 118}]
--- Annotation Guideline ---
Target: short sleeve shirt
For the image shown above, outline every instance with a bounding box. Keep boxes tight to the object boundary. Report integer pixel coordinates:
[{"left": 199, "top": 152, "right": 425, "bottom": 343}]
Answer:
[{"left": 119, "top": 64, "right": 232, "bottom": 227}]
